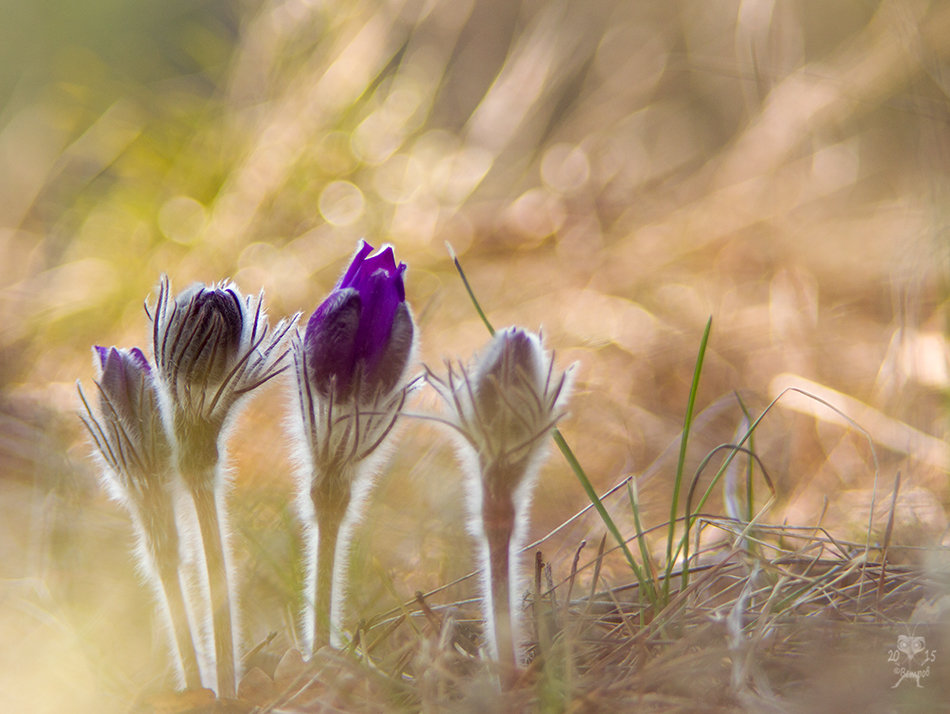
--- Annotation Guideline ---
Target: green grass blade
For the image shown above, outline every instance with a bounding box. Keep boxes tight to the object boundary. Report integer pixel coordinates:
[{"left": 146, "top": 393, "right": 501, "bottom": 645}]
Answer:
[
  {"left": 663, "top": 316, "right": 712, "bottom": 601},
  {"left": 553, "top": 429, "right": 658, "bottom": 608},
  {"left": 627, "top": 477, "right": 658, "bottom": 608},
  {"left": 447, "top": 242, "right": 496, "bottom": 336},
  {"left": 735, "top": 392, "right": 756, "bottom": 523}
]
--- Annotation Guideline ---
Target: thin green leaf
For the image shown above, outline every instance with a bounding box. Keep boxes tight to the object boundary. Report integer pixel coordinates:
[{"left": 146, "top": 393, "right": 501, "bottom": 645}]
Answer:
[
  {"left": 664, "top": 316, "right": 712, "bottom": 601},
  {"left": 447, "top": 242, "right": 495, "bottom": 336},
  {"left": 627, "top": 477, "right": 659, "bottom": 609},
  {"left": 735, "top": 392, "right": 756, "bottom": 522},
  {"left": 554, "top": 428, "right": 658, "bottom": 608}
]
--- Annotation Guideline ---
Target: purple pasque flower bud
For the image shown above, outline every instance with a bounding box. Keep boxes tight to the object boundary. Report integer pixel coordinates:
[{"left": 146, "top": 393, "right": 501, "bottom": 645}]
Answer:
[
  {"left": 293, "top": 239, "right": 416, "bottom": 472},
  {"left": 302, "top": 240, "right": 413, "bottom": 403},
  {"left": 161, "top": 286, "right": 243, "bottom": 393},
  {"left": 151, "top": 275, "right": 296, "bottom": 470},
  {"left": 80, "top": 346, "right": 172, "bottom": 490}
]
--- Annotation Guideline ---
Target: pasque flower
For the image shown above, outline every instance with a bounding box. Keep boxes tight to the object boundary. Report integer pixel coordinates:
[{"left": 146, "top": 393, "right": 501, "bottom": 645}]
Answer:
[
  {"left": 78, "top": 346, "right": 201, "bottom": 689},
  {"left": 427, "top": 327, "right": 572, "bottom": 687},
  {"left": 151, "top": 276, "right": 296, "bottom": 697},
  {"left": 291, "top": 240, "right": 415, "bottom": 653},
  {"left": 152, "top": 277, "right": 295, "bottom": 468}
]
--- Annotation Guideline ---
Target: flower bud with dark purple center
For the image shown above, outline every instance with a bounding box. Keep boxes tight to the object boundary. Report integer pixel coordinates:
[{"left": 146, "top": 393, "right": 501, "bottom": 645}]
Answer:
[
  {"left": 154, "top": 281, "right": 245, "bottom": 423},
  {"left": 150, "top": 275, "right": 297, "bottom": 696},
  {"left": 164, "top": 285, "right": 244, "bottom": 393},
  {"left": 152, "top": 275, "right": 296, "bottom": 473}
]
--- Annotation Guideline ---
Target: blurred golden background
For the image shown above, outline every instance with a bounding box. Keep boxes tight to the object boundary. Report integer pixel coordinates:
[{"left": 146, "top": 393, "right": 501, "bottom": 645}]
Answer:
[{"left": 1, "top": 0, "right": 948, "bottom": 710}]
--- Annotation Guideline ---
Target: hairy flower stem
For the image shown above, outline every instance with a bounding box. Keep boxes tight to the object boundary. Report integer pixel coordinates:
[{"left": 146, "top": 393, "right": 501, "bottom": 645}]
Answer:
[
  {"left": 188, "top": 480, "right": 236, "bottom": 698},
  {"left": 313, "top": 513, "right": 342, "bottom": 648},
  {"left": 148, "top": 505, "right": 202, "bottom": 690},
  {"left": 309, "top": 472, "right": 352, "bottom": 650},
  {"left": 482, "top": 481, "right": 517, "bottom": 689},
  {"left": 126, "top": 486, "right": 201, "bottom": 688},
  {"left": 157, "top": 560, "right": 202, "bottom": 689}
]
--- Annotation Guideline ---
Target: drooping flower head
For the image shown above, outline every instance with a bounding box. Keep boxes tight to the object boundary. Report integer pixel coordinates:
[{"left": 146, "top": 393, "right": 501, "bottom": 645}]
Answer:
[
  {"left": 302, "top": 240, "right": 414, "bottom": 403},
  {"left": 150, "top": 275, "right": 296, "bottom": 471},
  {"left": 79, "top": 346, "right": 172, "bottom": 498}
]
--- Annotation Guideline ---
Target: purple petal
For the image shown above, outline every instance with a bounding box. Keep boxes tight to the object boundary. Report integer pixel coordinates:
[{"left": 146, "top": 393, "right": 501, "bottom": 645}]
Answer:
[
  {"left": 357, "top": 272, "right": 396, "bottom": 364},
  {"left": 127, "top": 347, "right": 152, "bottom": 374},
  {"left": 365, "top": 301, "right": 414, "bottom": 398},
  {"left": 305, "top": 288, "right": 361, "bottom": 397},
  {"left": 338, "top": 240, "right": 375, "bottom": 290},
  {"left": 98, "top": 347, "right": 148, "bottom": 427},
  {"left": 353, "top": 246, "right": 395, "bottom": 286},
  {"left": 93, "top": 345, "right": 111, "bottom": 372}
]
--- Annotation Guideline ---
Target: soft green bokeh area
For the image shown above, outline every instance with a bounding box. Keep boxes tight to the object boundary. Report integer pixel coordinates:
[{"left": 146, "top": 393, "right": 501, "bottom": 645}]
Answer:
[{"left": 1, "top": 1, "right": 948, "bottom": 710}]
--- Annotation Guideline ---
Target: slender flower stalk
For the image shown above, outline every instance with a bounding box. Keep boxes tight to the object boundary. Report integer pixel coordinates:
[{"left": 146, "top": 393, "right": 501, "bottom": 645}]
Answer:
[
  {"left": 78, "top": 346, "right": 201, "bottom": 690},
  {"left": 427, "top": 327, "right": 572, "bottom": 688},
  {"left": 150, "top": 276, "right": 296, "bottom": 697},
  {"left": 290, "top": 240, "right": 415, "bottom": 655}
]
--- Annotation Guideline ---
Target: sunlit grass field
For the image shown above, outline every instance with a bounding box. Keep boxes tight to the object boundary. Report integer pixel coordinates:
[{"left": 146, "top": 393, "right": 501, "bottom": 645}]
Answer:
[{"left": 1, "top": 1, "right": 949, "bottom": 711}]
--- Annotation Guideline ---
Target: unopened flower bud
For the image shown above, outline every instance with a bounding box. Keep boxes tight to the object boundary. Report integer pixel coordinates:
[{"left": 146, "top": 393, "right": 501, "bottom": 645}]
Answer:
[
  {"left": 471, "top": 328, "right": 550, "bottom": 470},
  {"left": 302, "top": 240, "right": 414, "bottom": 402},
  {"left": 441, "top": 327, "right": 570, "bottom": 481},
  {"left": 151, "top": 275, "right": 296, "bottom": 472},
  {"left": 83, "top": 346, "right": 171, "bottom": 485},
  {"left": 78, "top": 346, "right": 201, "bottom": 689},
  {"left": 161, "top": 285, "right": 244, "bottom": 392},
  {"left": 150, "top": 276, "right": 296, "bottom": 696}
]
